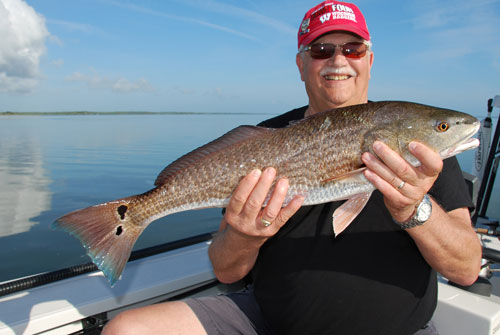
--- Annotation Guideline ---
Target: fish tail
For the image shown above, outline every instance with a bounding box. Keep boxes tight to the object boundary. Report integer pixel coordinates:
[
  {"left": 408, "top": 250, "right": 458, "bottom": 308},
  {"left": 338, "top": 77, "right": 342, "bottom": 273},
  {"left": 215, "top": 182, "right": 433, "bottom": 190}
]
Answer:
[{"left": 52, "top": 197, "right": 146, "bottom": 286}]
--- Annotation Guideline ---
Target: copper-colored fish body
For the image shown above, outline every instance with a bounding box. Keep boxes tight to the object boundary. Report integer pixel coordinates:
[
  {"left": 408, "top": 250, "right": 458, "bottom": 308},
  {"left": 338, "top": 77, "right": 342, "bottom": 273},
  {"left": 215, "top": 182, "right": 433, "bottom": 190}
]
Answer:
[{"left": 53, "top": 101, "right": 480, "bottom": 285}]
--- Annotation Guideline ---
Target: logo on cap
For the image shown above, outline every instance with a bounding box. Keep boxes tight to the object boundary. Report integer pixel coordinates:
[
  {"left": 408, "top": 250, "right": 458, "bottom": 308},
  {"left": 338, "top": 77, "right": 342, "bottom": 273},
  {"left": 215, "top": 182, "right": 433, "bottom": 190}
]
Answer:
[
  {"left": 319, "top": 4, "right": 357, "bottom": 24},
  {"left": 300, "top": 18, "right": 310, "bottom": 36}
]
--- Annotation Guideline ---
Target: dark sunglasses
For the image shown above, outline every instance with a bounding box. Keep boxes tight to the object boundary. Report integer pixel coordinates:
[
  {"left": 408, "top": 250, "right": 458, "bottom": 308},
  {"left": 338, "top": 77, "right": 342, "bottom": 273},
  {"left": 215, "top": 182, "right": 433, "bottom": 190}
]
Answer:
[{"left": 301, "top": 41, "right": 370, "bottom": 59}]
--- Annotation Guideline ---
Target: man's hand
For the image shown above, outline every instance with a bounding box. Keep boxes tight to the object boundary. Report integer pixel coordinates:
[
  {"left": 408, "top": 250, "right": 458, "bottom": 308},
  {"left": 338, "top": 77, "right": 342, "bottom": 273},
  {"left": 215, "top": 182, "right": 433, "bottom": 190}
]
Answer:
[
  {"left": 209, "top": 167, "right": 304, "bottom": 283},
  {"left": 221, "top": 167, "right": 304, "bottom": 238},
  {"left": 361, "top": 141, "right": 442, "bottom": 222}
]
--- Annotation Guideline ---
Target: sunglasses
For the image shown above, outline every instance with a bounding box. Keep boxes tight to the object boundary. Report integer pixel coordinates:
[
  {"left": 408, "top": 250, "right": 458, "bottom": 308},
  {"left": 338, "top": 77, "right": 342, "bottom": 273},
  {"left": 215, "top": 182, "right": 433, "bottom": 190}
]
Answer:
[{"left": 301, "top": 41, "right": 370, "bottom": 59}]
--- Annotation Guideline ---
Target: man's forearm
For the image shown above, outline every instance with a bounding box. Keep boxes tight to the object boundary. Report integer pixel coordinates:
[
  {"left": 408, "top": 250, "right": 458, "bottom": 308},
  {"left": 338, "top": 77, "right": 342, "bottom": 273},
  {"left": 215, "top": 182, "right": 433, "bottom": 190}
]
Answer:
[
  {"left": 408, "top": 205, "right": 481, "bottom": 286},
  {"left": 209, "top": 224, "right": 267, "bottom": 284}
]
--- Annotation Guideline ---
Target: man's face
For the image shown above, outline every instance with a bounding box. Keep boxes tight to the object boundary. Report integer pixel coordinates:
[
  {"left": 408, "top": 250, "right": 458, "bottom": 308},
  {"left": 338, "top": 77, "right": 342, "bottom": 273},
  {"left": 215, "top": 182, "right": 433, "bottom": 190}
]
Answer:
[{"left": 296, "top": 32, "right": 374, "bottom": 114}]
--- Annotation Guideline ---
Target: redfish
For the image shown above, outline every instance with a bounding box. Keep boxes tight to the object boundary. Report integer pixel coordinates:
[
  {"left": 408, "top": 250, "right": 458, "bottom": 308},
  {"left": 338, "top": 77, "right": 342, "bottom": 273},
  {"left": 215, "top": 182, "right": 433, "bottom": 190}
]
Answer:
[{"left": 53, "top": 101, "right": 480, "bottom": 285}]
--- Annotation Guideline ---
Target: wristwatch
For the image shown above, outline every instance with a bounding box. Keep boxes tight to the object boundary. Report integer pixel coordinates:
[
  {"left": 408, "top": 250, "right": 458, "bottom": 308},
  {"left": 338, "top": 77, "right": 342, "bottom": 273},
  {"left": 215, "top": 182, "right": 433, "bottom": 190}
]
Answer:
[{"left": 395, "top": 194, "right": 432, "bottom": 230}]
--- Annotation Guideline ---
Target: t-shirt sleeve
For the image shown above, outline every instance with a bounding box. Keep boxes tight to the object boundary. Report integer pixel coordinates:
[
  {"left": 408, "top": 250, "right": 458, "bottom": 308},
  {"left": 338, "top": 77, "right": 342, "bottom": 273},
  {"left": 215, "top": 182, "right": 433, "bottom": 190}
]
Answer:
[{"left": 429, "top": 156, "right": 474, "bottom": 212}]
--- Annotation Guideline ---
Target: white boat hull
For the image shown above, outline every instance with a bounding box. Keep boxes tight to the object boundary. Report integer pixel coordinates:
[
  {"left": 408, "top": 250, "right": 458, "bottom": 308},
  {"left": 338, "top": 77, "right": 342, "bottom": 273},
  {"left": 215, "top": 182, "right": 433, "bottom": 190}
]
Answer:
[{"left": 1, "top": 239, "right": 500, "bottom": 335}]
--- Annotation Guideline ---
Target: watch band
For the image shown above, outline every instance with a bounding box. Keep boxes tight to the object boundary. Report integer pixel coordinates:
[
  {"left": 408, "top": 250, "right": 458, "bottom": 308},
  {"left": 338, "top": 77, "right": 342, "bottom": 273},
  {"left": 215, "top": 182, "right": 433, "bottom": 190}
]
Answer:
[
  {"left": 397, "top": 217, "right": 423, "bottom": 230},
  {"left": 394, "top": 194, "right": 432, "bottom": 230}
]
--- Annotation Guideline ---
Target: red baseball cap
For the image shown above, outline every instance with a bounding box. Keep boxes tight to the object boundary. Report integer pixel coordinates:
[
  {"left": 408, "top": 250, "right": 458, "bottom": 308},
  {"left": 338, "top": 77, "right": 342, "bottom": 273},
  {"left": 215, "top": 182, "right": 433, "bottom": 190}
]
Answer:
[{"left": 297, "top": 1, "right": 370, "bottom": 49}]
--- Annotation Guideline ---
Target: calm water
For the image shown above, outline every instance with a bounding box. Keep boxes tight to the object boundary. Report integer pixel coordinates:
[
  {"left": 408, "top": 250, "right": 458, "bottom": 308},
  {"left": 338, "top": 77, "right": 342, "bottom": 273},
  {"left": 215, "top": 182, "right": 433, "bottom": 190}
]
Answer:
[
  {"left": 0, "top": 113, "right": 267, "bottom": 283},
  {"left": 0, "top": 113, "right": 499, "bottom": 283}
]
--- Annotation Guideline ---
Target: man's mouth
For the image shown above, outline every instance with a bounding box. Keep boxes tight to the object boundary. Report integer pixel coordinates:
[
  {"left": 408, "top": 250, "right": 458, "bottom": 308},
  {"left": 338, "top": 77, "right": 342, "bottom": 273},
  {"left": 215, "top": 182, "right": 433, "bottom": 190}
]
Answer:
[
  {"left": 320, "top": 67, "right": 357, "bottom": 81},
  {"left": 324, "top": 74, "right": 350, "bottom": 81}
]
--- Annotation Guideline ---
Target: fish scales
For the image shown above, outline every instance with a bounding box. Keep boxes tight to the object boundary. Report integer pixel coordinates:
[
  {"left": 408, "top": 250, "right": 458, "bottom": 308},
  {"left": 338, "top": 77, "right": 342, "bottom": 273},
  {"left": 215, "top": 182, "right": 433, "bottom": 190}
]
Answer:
[
  {"left": 146, "top": 105, "right": 375, "bottom": 215},
  {"left": 53, "top": 101, "right": 480, "bottom": 285}
]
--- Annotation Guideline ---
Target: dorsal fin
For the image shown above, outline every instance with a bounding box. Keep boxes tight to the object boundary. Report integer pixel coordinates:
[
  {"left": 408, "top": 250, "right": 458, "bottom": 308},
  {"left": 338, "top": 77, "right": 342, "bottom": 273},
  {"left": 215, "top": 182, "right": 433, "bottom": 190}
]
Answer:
[{"left": 154, "top": 125, "right": 274, "bottom": 186}]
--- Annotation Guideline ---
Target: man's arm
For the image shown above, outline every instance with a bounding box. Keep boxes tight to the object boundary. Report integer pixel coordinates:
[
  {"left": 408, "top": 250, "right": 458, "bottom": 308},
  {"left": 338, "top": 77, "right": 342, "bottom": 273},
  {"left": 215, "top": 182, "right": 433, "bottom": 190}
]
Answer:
[
  {"left": 208, "top": 168, "right": 304, "bottom": 284},
  {"left": 406, "top": 206, "right": 479, "bottom": 285},
  {"left": 362, "top": 141, "right": 482, "bottom": 286}
]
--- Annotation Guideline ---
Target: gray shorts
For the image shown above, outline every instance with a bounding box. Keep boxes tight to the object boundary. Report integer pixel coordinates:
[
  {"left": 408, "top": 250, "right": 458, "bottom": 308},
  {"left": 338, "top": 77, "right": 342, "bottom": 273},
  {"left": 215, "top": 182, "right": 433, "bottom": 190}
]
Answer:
[
  {"left": 184, "top": 289, "right": 439, "bottom": 335},
  {"left": 184, "top": 288, "right": 272, "bottom": 335}
]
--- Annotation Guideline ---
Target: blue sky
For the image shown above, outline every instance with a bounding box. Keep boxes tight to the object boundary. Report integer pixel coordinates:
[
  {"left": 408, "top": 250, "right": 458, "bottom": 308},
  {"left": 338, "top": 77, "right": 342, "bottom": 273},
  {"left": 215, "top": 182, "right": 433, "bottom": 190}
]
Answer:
[{"left": 1, "top": 0, "right": 499, "bottom": 116}]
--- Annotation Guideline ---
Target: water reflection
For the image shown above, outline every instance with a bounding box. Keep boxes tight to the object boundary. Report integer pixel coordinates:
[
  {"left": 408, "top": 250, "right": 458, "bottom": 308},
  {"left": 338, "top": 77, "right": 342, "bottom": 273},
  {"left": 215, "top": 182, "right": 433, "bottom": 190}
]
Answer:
[
  {"left": 0, "top": 113, "right": 266, "bottom": 282},
  {"left": 0, "top": 137, "right": 51, "bottom": 237}
]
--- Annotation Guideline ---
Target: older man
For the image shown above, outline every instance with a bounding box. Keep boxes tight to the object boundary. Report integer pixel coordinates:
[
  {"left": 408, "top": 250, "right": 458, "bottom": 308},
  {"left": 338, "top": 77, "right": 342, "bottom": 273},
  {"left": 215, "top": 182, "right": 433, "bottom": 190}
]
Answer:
[{"left": 104, "top": 1, "right": 481, "bottom": 334}]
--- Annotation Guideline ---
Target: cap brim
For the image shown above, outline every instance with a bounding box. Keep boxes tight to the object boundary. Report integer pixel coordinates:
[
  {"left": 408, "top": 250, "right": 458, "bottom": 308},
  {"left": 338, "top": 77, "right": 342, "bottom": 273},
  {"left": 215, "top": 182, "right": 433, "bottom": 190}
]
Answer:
[{"left": 299, "top": 24, "right": 370, "bottom": 48}]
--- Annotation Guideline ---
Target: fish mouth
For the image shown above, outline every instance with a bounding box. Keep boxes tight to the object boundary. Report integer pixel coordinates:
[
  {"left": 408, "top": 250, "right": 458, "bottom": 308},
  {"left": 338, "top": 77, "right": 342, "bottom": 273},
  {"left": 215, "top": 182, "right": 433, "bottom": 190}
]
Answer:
[
  {"left": 440, "top": 121, "right": 480, "bottom": 159},
  {"left": 441, "top": 137, "right": 480, "bottom": 158}
]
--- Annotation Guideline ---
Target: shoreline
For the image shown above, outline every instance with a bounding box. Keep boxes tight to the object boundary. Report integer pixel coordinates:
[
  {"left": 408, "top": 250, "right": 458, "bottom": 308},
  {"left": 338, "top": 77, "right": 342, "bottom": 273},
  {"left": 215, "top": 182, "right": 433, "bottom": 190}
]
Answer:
[{"left": 0, "top": 111, "right": 270, "bottom": 116}]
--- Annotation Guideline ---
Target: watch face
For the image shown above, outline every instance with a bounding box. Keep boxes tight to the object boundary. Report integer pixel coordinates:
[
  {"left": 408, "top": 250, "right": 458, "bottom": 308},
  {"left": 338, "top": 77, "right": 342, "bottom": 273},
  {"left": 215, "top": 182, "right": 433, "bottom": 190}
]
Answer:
[{"left": 416, "top": 195, "right": 432, "bottom": 222}]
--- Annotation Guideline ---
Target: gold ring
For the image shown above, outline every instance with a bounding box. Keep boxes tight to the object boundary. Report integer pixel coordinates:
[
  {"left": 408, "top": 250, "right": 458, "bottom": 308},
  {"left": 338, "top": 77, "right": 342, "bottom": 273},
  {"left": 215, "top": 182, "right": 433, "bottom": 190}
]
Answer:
[
  {"left": 261, "top": 218, "right": 273, "bottom": 227},
  {"left": 397, "top": 180, "right": 406, "bottom": 190}
]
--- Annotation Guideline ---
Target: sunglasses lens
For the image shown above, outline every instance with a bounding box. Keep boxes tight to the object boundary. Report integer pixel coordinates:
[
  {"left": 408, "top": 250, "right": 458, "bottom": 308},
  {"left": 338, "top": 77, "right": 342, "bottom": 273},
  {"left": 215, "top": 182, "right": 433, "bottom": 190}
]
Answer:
[
  {"left": 342, "top": 43, "right": 367, "bottom": 59},
  {"left": 309, "top": 44, "right": 336, "bottom": 59},
  {"left": 308, "top": 43, "right": 367, "bottom": 59}
]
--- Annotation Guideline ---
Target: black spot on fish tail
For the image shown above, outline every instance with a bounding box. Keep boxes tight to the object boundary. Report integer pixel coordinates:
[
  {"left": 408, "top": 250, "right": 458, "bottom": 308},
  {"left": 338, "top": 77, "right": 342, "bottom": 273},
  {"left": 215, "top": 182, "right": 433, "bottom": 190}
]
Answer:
[
  {"left": 117, "top": 205, "right": 127, "bottom": 220},
  {"left": 52, "top": 197, "right": 146, "bottom": 286}
]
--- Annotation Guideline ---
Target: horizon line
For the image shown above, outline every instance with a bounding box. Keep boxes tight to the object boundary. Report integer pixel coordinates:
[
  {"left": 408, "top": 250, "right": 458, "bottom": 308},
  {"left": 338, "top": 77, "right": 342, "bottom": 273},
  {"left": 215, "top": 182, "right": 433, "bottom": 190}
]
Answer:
[{"left": 0, "top": 111, "right": 272, "bottom": 116}]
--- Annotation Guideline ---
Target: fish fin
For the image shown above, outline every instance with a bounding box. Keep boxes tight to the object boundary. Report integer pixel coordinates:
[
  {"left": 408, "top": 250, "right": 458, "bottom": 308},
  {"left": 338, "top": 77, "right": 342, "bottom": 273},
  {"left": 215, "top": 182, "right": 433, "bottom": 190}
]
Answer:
[
  {"left": 287, "top": 107, "right": 332, "bottom": 126},
  {"left": 332, "top": 191, "right": 372, "bottom": 237},
  {"left": 155, "top": 125, "right": 273, "bottom": 186},
  {"left": 52, "top": 197, "right": 146, "bottom": 286},
  {"left": 322, "top": 167, "right": 367, "bottom": 184}
]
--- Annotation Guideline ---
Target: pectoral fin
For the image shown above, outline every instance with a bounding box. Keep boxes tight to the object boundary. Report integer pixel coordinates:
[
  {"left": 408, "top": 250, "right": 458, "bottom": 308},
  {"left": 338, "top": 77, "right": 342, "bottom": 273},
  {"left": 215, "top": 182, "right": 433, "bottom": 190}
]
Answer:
[
  {"left": 332, "top": 191, "right": 372, "bottom": 236},
  {"left": 322, "top": 167, "right": 367, "bottom": 184}
]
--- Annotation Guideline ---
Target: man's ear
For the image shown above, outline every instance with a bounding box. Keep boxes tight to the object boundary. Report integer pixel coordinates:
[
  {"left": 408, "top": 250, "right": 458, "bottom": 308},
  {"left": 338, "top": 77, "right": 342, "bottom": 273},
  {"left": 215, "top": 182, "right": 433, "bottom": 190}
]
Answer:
[
  {"left": 367, "top": 51, "right": 374, "bottom": 80},
  {"left": 296, "top": 53, "right": 305, "bottom": 82}
]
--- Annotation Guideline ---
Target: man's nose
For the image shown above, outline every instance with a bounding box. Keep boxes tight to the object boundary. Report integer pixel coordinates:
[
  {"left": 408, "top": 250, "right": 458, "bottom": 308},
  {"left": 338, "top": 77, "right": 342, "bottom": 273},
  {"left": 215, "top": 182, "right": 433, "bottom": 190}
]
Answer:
[{"left": 328, "top": 47, "right": 349, "bottom": 65}]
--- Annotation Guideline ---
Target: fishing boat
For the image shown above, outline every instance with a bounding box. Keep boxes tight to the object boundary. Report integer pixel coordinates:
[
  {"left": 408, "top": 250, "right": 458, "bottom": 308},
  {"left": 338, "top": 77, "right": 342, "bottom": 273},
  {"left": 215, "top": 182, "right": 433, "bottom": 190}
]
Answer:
[{"left": 1, "top": 97, "right": 500, "bottom": 335}]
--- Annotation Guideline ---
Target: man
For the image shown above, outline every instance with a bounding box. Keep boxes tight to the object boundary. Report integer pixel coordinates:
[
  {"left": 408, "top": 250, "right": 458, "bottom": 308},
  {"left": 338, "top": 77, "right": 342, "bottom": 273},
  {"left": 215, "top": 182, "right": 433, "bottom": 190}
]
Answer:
[{"left": 103, "top": 1, "right": 481, "bottom": 334}]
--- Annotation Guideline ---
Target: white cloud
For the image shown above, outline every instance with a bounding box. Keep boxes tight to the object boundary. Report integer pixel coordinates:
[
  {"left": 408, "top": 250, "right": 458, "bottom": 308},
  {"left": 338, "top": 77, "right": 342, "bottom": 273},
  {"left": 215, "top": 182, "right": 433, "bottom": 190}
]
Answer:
[
  {"left": 203, "top": 87, "right": 238, "bottom": 100},
  {"left": 51, "top": 59, "right": 64, "bottom": 67},
  {"left": 0, "top": 0, "right": 49, "bottom": 93},
  {"left": 112, "top": 77, "right": 153, "bottom": 93},
  {"left": 65, "top": 69, "right": 154, "bottom": 93},
  {"left": 170, "top": 86, "right": 196, "bottom": 96},
  {"left": 0, "top": 73, "right": 38, "bottom": 93}
]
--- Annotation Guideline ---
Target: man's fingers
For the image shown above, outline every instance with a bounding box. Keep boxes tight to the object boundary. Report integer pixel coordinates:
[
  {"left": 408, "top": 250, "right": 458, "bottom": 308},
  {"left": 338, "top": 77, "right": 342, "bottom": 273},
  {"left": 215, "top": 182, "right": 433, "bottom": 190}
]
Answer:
[
  {"left": 226, "top": 169, "right": 262, "bottom": 216},
  {"left": 362, "top": 149, "right": 412, "bottom": 197},
  {"left": 408, "top": 142, "right": 443, "bottom": 177},
  {"left": 225, "top": 167, "right": 304, "bottom": 235},
  {"left": 261, "top": 177, "right": 289, "bottom": 223},
  {"left": 275, "top": 195, "right": 305, "bottom": 226},
  {"left": 243, "top": 167, "right": 276, "bottom": 214},
  {"left": 370, "top": 141, "right": 416, "bottom": 183}
]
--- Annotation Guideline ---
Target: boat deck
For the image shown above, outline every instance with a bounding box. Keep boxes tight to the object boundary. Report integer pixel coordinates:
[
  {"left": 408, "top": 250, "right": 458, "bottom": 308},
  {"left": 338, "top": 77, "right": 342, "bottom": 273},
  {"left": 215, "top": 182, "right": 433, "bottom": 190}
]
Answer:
[{"left": 2, "top": 238, "right": 500, "bottom": 335}]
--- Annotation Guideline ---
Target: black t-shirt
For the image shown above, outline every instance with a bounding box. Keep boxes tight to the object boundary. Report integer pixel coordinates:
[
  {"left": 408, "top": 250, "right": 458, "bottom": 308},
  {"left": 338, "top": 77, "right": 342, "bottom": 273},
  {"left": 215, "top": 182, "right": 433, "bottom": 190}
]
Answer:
[{"left": 251, "top": 106, "right": 473, "bottom": 335}]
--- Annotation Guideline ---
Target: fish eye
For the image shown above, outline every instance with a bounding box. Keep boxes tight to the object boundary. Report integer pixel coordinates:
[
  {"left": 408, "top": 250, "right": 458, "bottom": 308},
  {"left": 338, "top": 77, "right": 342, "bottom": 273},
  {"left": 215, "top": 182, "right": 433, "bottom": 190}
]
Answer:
[{"left": 437, "top": 121, "right": 449, "bottom": 132}]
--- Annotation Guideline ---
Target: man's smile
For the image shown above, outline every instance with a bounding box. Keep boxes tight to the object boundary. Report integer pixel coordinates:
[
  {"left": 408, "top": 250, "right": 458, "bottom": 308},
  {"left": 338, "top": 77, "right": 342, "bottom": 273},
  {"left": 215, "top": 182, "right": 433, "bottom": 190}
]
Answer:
[
  {"left": 324, "top": 74, "right": 351, "bottom": 81},
  {"left": 320, "top": 66, "right": 357, "bottom": 82}
]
